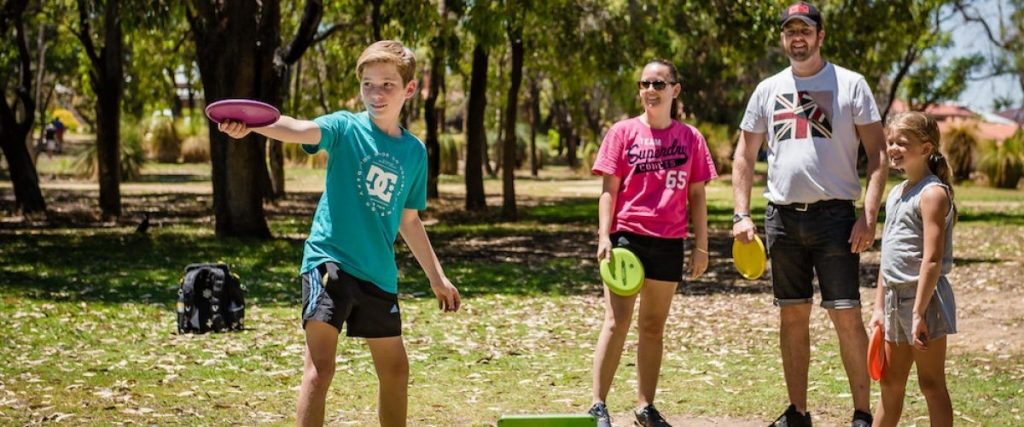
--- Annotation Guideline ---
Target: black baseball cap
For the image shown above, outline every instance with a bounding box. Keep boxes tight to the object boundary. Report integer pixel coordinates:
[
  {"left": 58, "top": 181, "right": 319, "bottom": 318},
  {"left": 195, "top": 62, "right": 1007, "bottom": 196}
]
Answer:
[{"left": 779, "top": 2, "right": 823, "bottom": 29}]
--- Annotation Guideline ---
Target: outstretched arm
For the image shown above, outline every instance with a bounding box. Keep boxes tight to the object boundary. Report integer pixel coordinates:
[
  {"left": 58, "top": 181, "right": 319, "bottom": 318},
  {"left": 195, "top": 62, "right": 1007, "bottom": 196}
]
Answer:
[
  {"left": 850, "top": 121, "right": 888, "bottom": 253},
  {"left": 218, "top": 115, "right": 321, "bottom": 145},
  {"left": 399, "top": 209, "right": 461, "bottom": 312}
]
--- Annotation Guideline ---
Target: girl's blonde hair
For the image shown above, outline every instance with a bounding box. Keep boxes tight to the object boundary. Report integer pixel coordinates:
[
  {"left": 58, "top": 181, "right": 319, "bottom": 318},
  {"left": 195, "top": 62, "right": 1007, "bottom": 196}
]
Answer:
[{"left": 886, "top": 111, "right": 957, "bottom": 217}]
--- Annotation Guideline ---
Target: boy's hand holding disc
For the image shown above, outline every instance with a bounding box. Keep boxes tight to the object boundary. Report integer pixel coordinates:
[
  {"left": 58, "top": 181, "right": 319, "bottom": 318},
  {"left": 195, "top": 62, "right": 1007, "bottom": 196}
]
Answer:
[{"left": 206, "top": 99, "right": 280, "bottom": 127}]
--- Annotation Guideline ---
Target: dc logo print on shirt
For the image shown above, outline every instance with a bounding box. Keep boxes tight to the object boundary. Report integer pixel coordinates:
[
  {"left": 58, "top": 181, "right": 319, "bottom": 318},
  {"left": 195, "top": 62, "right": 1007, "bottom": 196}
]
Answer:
[
  {"left": 772, "top": 91, "right": 833, "bottom": 142},
  {"left": 358, "top": 152, "right": 406, "bottom": 216}
]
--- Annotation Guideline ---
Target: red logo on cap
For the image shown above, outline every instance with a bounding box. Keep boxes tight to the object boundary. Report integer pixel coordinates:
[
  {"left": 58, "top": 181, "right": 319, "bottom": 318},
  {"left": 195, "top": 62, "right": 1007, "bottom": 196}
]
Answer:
[{"left": 789, "top": 4, "right": 810, "bottom": 14}]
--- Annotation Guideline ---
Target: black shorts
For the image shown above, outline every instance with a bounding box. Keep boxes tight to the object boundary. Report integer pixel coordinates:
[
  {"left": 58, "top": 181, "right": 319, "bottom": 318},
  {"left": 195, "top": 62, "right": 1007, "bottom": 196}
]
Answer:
[
  {"left": 301, "top": 262, "right": 402, "bottom": 338},
  {"left": 610, "top": 231, "right": 685, "bottom": 282},
  {"left": 764, "top": 200, "right": 860, "bottom": 309}
]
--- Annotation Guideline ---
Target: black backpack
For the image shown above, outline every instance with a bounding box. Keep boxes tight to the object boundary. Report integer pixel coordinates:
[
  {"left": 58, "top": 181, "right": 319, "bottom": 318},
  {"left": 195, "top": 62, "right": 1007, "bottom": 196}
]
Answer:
[{"left": 176, "top": 263, "right": 246, "bottom": 333}]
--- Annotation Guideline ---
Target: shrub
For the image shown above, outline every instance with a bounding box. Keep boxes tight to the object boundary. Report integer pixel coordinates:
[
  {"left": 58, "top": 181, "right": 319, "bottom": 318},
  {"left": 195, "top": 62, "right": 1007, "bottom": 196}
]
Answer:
[
  {"left": 143, "top": 115, "right": 180, "bottom": 163},
  {"left": 695, "top": 121, "right": 735, "bottom": 175},
  {"left": 74, "top": 120, "right": 146, "bottom": 181},
  {"left": 977, "top": 132, "right": 1024, "bottom": 189},
  {"left": 439, "top": 133, "right": 462, "bottom": 175},
  {"left": 283, "top": 142, "right": 327, "bottom": 168},
  {"left": 579, "top": 141, "right": 599, "bottom": 175},
  {"left": 180, "top": 135, "right": 210, "bottom": 163},
  {"left": 51, "top": 109, "right": 81, "bottom": 132},
  {"left": 941, "top": 122, "right": 978, "bottom": 183}
]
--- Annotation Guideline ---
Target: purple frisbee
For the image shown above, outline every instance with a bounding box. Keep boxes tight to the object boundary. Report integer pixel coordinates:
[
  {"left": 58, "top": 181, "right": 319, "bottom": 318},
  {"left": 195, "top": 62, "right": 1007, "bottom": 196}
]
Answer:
[{"left": 205, "top": 99, "right": 281, "bottom": 128}]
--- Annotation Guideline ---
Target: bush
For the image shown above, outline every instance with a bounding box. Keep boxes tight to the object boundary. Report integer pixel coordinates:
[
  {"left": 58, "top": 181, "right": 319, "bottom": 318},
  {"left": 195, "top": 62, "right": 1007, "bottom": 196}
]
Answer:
[
  {"left": 74, "top": 120, "right": 146, "bottom": 181},
  {"left": 282, "top": 142, "right": 327, "bottom": 168},
  {"left": 695, "top": 121, "right": 735, "bottom": 176},
  {"left": 977, "top": 132, "right": 1024, "bottom": 189},
  {"left": 439, "top": 133, "right": 462, "bottom": 175},
  {"left": 180, "top": 135, "right": 210, "bottom": 163},
  {"left": 579, "top": 141, "right": 599, "bottom": 175},
  {"left": 51, "top": 109, "right": 81, "bottom": 132},
  {"left": 143, "top": 115, "right": 180, "bottom": 163},
  {"left": 941, "top": 122, "right": 978, "bottom": 183}
]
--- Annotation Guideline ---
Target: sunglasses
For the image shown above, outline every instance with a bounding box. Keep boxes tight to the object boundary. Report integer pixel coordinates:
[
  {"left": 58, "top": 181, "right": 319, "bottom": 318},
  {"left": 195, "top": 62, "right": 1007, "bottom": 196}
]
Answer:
[{"left": 637, "top": 80, "right": 676, "bottom": 91}]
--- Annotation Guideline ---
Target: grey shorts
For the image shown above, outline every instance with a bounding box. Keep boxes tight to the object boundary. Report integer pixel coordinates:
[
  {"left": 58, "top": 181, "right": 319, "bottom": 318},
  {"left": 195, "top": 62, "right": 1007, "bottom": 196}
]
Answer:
[
  {"left": 764, "top": 200, "right": 861, "bottom": 309},
  {"left": 884, "top": 276, "right": 957, "bottom": 343}
]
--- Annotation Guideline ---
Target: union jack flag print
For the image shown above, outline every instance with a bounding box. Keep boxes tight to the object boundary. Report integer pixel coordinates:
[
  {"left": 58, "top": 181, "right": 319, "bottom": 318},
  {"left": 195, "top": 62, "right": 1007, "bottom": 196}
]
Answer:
[{"left": 771, "top": 92, "right": 832, "bottom": 141}]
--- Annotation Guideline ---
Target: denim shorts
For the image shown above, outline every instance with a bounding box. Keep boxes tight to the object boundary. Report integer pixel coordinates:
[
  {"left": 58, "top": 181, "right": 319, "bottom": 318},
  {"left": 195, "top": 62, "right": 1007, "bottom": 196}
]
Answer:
[
  {"left": 610, "top": 231, "right": 685, "bottom": 282},
  {"left": 764, "top": 200, "right": 860, "bottom": 308}
]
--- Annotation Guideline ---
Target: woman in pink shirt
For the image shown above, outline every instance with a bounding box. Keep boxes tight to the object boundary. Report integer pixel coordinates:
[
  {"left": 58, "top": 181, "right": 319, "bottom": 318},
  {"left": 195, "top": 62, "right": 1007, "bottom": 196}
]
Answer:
[{"left": 587, "top": 60, "right": 718, "bottom": 427}]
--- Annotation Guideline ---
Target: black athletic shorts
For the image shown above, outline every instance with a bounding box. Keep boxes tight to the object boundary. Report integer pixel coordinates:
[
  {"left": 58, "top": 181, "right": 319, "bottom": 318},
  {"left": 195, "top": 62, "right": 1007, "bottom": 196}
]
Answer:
[
  {"left": 610, "top": 231, "right": 685, "bottom": 282},
  {"left": 301, "top": 262, "right": 401, "bottom": 338}
]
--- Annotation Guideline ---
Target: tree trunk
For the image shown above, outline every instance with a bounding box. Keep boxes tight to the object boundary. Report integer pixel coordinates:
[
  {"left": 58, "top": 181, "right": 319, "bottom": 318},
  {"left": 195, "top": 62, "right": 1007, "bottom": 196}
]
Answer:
[
  {"left": 501, "top": 24, "right": 523, "bottom": 221},
  {"left": 190, "top": 0, "right": 275, "bottom": 238},
  {"left": 189, "top": 0, "right": 323, "bottom": 236},
  {"left": 528, "top": 76, "right": 540, "bottom": 176},
  {"left": 0, "top": 0, "right": 45, "bottom": 215},
  {"left": 0, "top": 0, "right": 46, "bottom": 215},
  {"left": 77, "top": 0, "right": 125, "bottom": 219},
  {"left": 424, "top": 37, "right": 445, "bottom": 199},
  {"left": 464, "top": 43, "right": 488, "bottom": 211},
  {"left": 369, "top": 0, "right": 383, "bottom": 41}
]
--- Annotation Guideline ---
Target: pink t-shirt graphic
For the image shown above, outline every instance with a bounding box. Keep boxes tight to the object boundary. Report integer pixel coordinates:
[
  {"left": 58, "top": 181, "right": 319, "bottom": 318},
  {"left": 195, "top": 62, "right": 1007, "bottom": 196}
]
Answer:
[{"left": 592, "top": 117, "right": 718, "bottom": 239}]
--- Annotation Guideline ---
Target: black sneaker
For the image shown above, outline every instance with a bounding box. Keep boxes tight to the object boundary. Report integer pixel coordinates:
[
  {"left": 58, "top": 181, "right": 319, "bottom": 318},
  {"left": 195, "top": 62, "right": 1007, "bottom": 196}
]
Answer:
[
  {"left": 633, "top": 403, "right": 671, "bottom": 427},
  {"left": 588, "top": 402, "right": 612, "bottom": 427},
  {"left": 851, "top": 409, "right": 872, "bottom": 427},
  {"left": 769, "top": 404, "right": 812, "bottom": 427}
]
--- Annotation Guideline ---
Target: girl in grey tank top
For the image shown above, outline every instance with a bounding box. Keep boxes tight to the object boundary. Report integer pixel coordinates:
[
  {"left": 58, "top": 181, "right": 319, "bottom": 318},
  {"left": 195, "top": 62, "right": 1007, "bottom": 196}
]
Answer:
[{"left": 871, "top": 112, "right": 956, "bottom": 425}]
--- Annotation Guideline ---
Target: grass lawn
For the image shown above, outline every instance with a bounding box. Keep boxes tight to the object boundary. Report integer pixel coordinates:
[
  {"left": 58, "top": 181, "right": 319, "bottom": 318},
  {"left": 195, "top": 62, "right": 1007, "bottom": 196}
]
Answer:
[{"left": 2, "top": 159, "right": 1023, "bottom": 425}]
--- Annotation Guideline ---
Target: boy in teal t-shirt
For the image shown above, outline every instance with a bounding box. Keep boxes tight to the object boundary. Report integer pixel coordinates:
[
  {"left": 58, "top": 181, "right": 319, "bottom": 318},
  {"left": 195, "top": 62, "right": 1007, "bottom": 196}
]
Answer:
[{"left": 218, "top": 40, "right": 461, "bottom": 427}]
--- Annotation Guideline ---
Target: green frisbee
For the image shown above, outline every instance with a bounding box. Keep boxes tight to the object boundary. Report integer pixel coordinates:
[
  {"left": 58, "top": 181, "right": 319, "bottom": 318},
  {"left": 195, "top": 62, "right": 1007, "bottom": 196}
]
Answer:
[{"left": 600, "top": 247, "right": 645, "bottom": 296}]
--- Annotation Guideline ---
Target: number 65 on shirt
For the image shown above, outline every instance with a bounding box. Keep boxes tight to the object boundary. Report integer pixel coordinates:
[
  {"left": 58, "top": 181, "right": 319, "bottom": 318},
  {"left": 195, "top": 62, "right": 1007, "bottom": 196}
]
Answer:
[{"left": 666, "top": 170, "right": 688, "bottom": 190}]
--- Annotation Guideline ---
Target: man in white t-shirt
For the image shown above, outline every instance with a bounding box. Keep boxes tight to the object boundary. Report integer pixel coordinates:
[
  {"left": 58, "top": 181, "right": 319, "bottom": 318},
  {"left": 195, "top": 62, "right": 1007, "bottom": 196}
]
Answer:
[{"left": 732, "top": 2, "right": 887, "bottom": 426}]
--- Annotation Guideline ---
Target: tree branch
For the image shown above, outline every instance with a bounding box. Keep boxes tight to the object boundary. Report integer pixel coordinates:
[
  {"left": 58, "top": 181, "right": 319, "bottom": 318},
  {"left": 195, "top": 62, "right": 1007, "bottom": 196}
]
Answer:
[
  {"left": 74, "top": 0, "right": 100, "bottom": 65},
  {"left": 311, "top": 22, "right": 347, "bottom": 45},
  {"left": 279, "top": 0, "right": 323, "bottom": 65},
  {"left": 953, "top": 1, "right": 1007, "bottom": 48}
]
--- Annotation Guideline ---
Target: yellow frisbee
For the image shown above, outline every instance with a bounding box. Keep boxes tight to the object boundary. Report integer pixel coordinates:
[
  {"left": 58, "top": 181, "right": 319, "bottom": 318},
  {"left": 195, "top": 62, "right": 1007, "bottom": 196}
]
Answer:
[{"left": 732, "top": 235, "right": 767, "bottom": 280}]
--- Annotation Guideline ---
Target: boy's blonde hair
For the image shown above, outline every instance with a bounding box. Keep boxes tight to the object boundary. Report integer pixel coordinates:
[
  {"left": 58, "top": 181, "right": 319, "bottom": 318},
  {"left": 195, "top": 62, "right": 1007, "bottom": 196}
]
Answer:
[{"left": 356, "top": 40, "right": 416, "bottom": 84}]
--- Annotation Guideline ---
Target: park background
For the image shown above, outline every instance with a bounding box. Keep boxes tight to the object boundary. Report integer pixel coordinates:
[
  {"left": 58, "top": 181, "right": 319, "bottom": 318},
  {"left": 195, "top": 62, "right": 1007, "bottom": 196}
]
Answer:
[{"left": 2, "top": 0, "right": 1023, "bottom": 425}]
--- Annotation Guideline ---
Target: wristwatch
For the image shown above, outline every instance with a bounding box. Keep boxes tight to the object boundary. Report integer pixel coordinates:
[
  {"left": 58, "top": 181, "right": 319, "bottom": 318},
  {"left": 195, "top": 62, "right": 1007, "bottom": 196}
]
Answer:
[{"left": 732, "top": 213, "right": 750, "bottom": 224}]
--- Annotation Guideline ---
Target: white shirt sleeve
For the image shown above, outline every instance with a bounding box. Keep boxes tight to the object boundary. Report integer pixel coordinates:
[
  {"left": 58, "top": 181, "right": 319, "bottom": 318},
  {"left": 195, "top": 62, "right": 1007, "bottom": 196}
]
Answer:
[
  {"left": 740, "top": 83, "right": 768, "bottom": 133},
  {"left": 851, "top": 77, "right": 881, "bottom": 125}
]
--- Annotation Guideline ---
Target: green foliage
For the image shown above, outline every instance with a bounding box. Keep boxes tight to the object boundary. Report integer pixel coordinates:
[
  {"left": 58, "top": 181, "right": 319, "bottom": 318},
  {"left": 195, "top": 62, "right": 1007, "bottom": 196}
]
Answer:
[
  {"left": 143, "top": 115, "right": 180, "bottom": 163},
  {"left": 51, "top": 109, "right": 81, "bottom": 132},
  {"left": 903, "top": 54, "right": 985, "bottom": 111},
  {"left": 941, "top": 122, "right": 978, "bottom": 183},
  {"left": 978, "top": 132, "right": 1024, "bottom": 189},
  {"left": 74, "top": 119, "right": 147, "bottom": 181}
]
